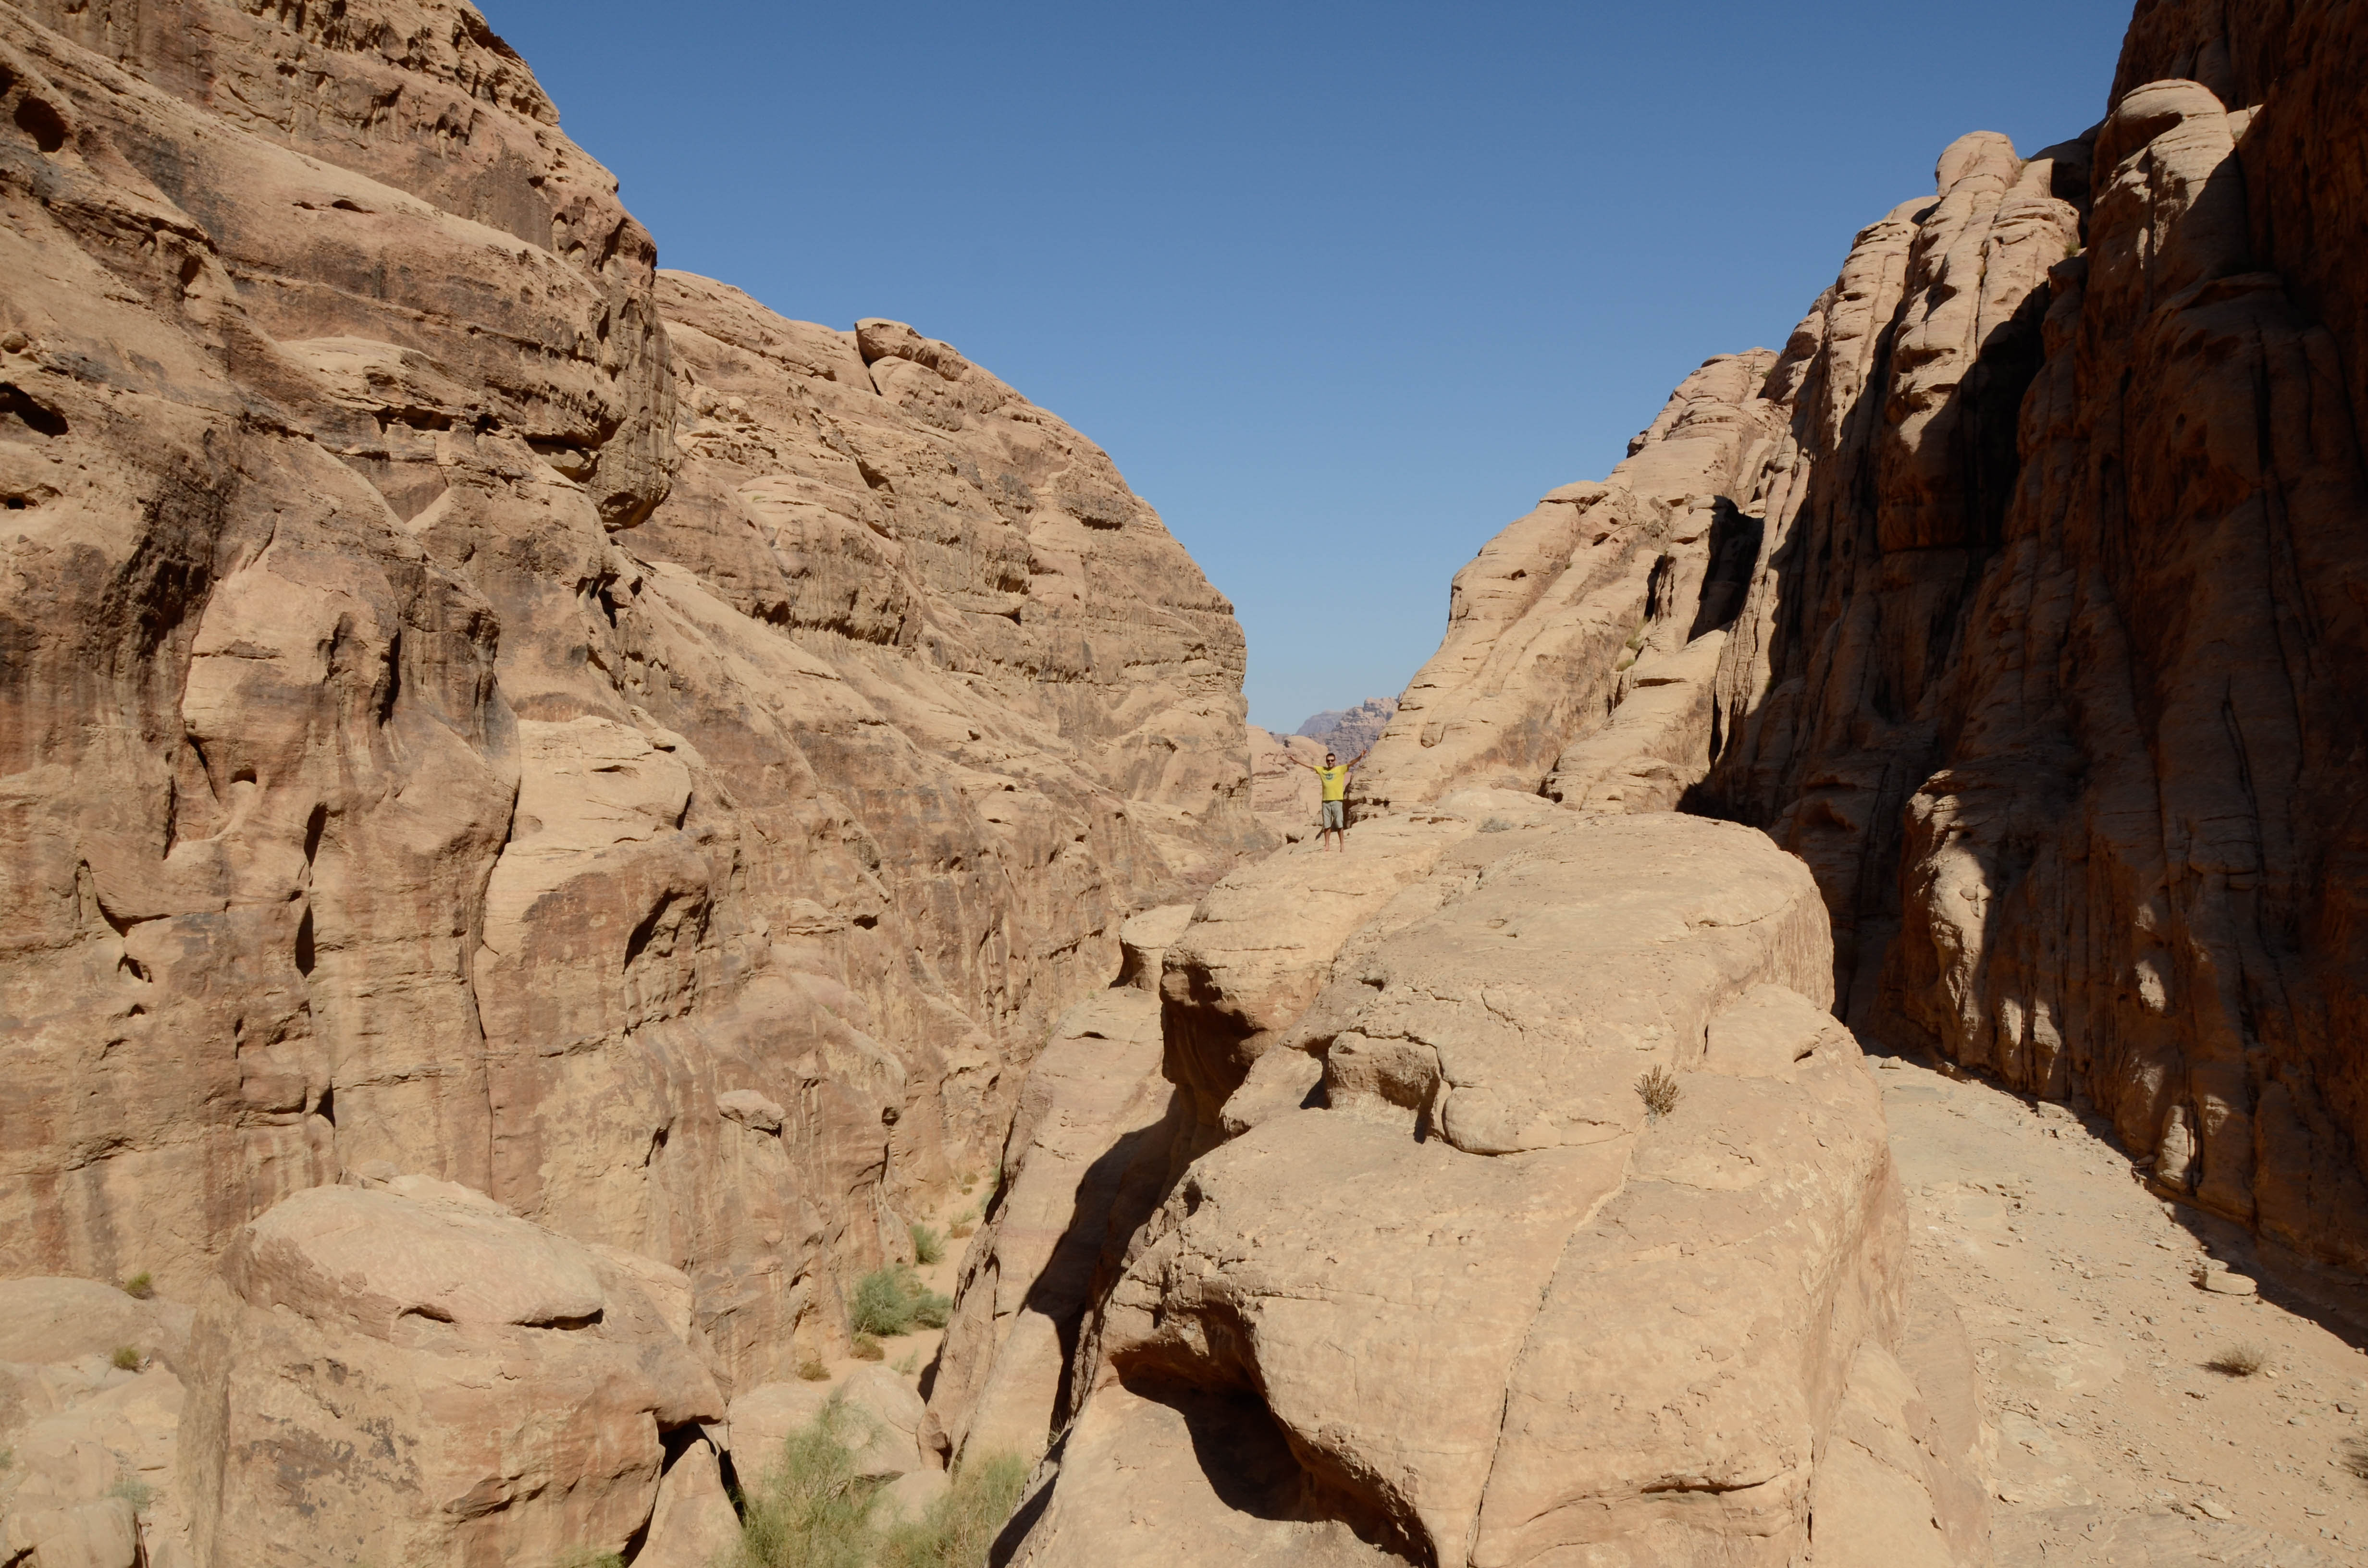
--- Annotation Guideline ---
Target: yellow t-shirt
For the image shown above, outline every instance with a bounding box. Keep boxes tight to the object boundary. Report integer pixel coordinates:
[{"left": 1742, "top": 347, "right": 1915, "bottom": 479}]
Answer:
[{"left": 1314, "top": 764, "right": 1350, "bottom": 802}]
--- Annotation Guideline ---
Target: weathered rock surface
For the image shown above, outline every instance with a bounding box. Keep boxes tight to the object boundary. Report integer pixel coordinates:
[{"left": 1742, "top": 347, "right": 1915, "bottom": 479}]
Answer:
[
  {"left": 0, "top": 1282, "right": 193, "bottom": 1568},
  {"left": 1340, "top": 3, "right": 2368, "bottom": 1269},
  {"left": 1010, "top": 814, "right": 1983, "bottom": 1565},
  {"left": 1247, "top": 723, "right": 1325, "bottom": 831},
  {"left": 922, "top": 985, "right": 1174, "bottom": 1470},
  {"left": 1295, "top": 696, "right": 1398, "bottom": 759},
  {"left": 179, "top": 1174, "right": 721, "bottom": 1567},
  {"left": 727, "top": 1363, "right": 928, "bottom": 1486},
  {"left": 0, "top": 0, "right": 1260, "bottom": 1403}
]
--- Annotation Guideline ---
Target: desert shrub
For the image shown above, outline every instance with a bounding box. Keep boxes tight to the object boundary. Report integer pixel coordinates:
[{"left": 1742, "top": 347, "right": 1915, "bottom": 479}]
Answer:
[
  {"left": 850, "top": 1265, "right": 953, "bottom": 1337},
  {"left": 1635, "top": 1065, "right": 1681, "bottom": 1121},
  {"left": 734, "top": 1405, "right": 883, "bottom": 1568},
  {"left": 110, "top": 1346, "right": 141, "bottom": 1372},
  {"left": 878, "top": 1451, "right": 1030, "bottom": 1568},
  {"left": 910, "top": 1224, "right": 944, "bottom": 1266},
  {"left": 851, "top": 1335, "right": 885, "bottom": 1362},
  {"left": 796, "top": 1356, "right": 831, "bottom": 1383},
  {"left": 108, "top": 1476, "right": 155, "bottom": 1512},
  {"left": 2206, "top": 1343, "right": 2268, "bottom": 1377},
  {"left": 948, "top": 1222, "right": 976, "bottom": 1240},
  {"left": 120, "top": 1272, "right": 153, "bottom": 1300}
]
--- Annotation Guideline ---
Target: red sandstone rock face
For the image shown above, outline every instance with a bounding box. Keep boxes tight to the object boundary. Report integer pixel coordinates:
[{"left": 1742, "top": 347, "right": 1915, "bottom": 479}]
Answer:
[
  {"left": 0, "top": 0, "right": 1259, "bottom": 1397},
  {"left": 1346, "top": 4, "right": 2368, "bottom": 1268}
]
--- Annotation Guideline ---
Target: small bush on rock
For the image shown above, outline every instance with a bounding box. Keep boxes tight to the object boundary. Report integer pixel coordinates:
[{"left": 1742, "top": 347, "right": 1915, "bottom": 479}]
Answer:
[
  {"left": 851, "top": 1265, "right": 953, "bottom": 1337},
  {"left": 911, "top": 1223, "right": 944, "bottom": 1265},
  {"left": 110, "top": 1346, "right": 141, "bottom": 1372},
  {"left": 1635, "top": 1065, "right": 1681, "bottom": 1121},
  {"left": 797, "top": 1356, "right": 831, "bottom": 1383},
  {"left": 120, "top": 1272, "right": 153, "bottom": 1300}
]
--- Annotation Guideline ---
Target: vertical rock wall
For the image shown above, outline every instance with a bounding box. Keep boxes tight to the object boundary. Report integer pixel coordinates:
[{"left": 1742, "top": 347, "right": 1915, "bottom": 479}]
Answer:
[
  {"left": 0, "top": 0, "right": 1260, "bottom": 1394},
  {"left": 1348, "top": 0, "right": 2368, "bottom": 1267}
]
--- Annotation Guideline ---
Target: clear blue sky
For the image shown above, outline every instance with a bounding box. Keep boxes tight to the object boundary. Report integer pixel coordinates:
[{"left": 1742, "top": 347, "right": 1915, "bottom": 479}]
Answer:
[{"left": 484, "top": 1, "right": 2134, "bottom": 731}]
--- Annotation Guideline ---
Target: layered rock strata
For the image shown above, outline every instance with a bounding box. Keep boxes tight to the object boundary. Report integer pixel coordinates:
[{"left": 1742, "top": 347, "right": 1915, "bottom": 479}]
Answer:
[
  {"left": 0, "top": 0, "right": 1259, "bottom": 1411},
  {"left": 1349, "top": 1, "right": 2368, "bottom": 1267}
]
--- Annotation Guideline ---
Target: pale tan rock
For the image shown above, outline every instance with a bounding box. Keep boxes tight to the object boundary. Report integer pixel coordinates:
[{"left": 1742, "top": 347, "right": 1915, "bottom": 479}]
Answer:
[
  {"left": 1541, "top": 628, "right": 1727, "bottom": 813},
  {"left": 0, "top": 1279, "right": 193, "bottom": 1372},
  {"left": 723, "top": 1378, "right": 835, "bottom": 1479},
  {"left": 924, "top": 988, "right": 1172, "bottom": 1468},
  {"left": 1157, "top": 811, "right": 1483, "bottom": 1131},
  {"left": 1115, "top": 903, "right": 1195, "bottom": 992},
  {"left": 726, "top": 1368, "right": 923, "bottom": 1485},
  {"left": 0, "top": 1363, "right": 189, "bottom": 1568},
  {"left": 178, "top": 1180, "right": 721, "bottom": 1568},
  {"left": 1247, "top": 724, "right": 1325, "bottom": 834},
  {"left": 1, "top": 1496, "right": 140, "bottom": 1568},
  {"left": 1029, "top": 815, "right": 1945, "bottom": 1566},
  {"left": 879, "top": 1464, "right": 951, "bottom": 1523},
  {"left": 1353, "top": 355, "right": 1783, "bottom": 812},
  {"left": 1005, "top": 1382, "right": 1397, "bottom": 1568},
  {"left": 634, "top": 1437, "right": 742, "bottom": 1568}
]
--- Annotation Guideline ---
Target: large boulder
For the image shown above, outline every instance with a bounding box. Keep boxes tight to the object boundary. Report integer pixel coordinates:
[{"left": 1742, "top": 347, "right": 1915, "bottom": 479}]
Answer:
[
  {"left": 178, "top": 1176, "right": 722, "bottom": 1568},
  {"left": 1013, "top": 815, "right": 1984, "bottom": 1566}
]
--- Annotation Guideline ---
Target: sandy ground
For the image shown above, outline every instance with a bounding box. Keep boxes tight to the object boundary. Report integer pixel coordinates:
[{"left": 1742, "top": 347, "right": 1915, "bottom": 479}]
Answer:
[{"left": 1878, "top": 1054, "right": 2368, "bottom": 1565}]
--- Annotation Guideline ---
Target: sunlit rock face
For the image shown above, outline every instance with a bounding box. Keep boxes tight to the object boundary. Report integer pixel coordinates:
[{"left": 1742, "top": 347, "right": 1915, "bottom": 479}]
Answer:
[
  {"left": 1346, "top": 0, "right": 2368, "bottom": 1268},
  {"left": 0, "top": 0, "right": 1260, "bottom": 1399}
]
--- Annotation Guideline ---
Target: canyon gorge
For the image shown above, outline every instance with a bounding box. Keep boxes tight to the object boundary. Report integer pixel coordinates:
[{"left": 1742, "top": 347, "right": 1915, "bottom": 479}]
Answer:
[{"left": 0, "top": 0, "right": 2364, "bottom": 1564}]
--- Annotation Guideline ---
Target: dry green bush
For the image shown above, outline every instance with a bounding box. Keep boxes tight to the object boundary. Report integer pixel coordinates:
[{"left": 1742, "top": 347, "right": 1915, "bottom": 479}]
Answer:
[
  {"left": 910, "top": 1224, "right": 944, "bottom": 1266},
  {"left": 850, "top": 1265, "right": 952, "bottom": 1337},
  {"left": 851, "top": 1335, "right": 885, "bottom": 1363},
  {"left": 2205, "top": 1343, "right": 2268, "bottom": 1377},
  {"left": 1635, "top": 1065, "right": 1681, "bottom": 1120},
  {"left": 732, "top": 1405, "right": 1027, "bottom": 1568},
  {"left": 110, "top": 1346, "right": 141, "bottom": 1372},
  {"left": 119, "top": 1272, "right": 153, "bottom": 1300},
  {"left": 879, "top": 1452, "right": 1031, "bottom": 1568},
  {"left": 796, "top": 1356, "right": 831, "bottom": 1383}
]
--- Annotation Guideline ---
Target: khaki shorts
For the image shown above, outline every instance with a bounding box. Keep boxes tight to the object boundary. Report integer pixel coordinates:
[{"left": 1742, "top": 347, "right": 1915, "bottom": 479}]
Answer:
[{"left": 1321, "top": 800, "right": 1346, "bottom": 831}]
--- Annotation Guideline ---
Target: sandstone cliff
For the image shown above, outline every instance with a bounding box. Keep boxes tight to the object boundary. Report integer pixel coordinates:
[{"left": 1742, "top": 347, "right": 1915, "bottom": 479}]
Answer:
[
  {"left": 1353, "top": 1, "right": 2368, "bottom": 1271},
  {"left": 0, "top": 0, "right": 1259, "bottom": 1412}
]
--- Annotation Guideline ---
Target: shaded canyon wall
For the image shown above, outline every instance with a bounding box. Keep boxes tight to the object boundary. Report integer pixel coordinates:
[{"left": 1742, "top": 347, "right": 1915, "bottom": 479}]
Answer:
[{"left": 1353, "top": 0, "right": 2368, "bottom": 1266}]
